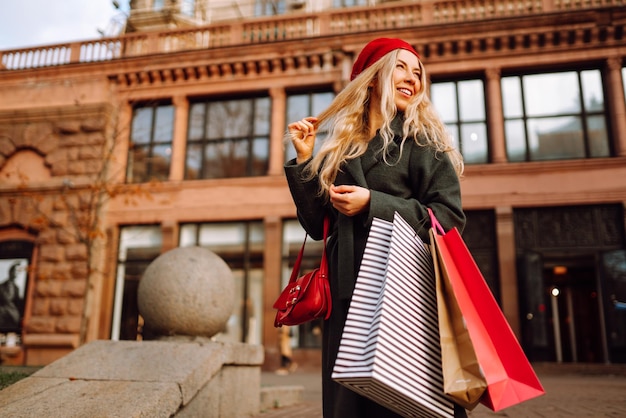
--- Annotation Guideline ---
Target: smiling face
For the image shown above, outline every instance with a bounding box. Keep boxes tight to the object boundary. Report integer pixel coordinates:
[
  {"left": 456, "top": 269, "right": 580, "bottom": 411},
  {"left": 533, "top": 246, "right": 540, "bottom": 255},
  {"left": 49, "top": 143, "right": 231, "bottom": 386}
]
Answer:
[{"left": 392, "top": 49, "right": 422, "bottom": 112}]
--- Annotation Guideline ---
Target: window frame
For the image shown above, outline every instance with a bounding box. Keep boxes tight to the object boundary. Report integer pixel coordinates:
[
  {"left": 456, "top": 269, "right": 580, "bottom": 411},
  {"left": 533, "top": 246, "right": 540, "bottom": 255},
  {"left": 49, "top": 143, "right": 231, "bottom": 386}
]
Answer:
[
  {"left": 112, "top": 225, "right": 162, "bottom": 341},
  {"left": 126, "top": 101, "right": 174, "bottom": 184},
  {"left": 430, "top": 77, "right": 490, "bottom": 164},
  {"left": 501, "top": 67, "right": 611, "bottom": 162},
  {"left": 185, "top": 95, "right": 271, "bottom": 180},
  {"left": 284, "top": 87, "right": 335, "bottom": 163},
  {"left": 179, "top": 220, "right": 265, "bottom": 345}
]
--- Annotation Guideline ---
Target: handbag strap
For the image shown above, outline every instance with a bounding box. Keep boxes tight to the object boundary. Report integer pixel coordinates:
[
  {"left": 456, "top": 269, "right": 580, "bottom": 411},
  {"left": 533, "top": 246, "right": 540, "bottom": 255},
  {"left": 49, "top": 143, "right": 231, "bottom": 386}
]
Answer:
[
  {"left": 289, "top": 216, "right": 330, "bottom": 284},
  {"left": 427, "top": 208, "right": 446, "bottom": 236}
]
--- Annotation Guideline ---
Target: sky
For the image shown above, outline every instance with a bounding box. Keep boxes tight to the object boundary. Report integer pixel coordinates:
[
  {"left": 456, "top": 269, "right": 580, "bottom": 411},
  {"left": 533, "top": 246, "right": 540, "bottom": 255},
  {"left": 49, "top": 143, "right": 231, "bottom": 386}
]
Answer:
[{"left": 0, "top": 1, "right": 129, "bottom": 50}]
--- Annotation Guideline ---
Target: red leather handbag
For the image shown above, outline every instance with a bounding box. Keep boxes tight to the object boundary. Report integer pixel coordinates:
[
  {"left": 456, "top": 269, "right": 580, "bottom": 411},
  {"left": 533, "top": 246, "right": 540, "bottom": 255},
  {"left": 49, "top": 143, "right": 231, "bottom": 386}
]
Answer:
[{"left": 273, "top": 217, "right": 332, "bottom": 327}]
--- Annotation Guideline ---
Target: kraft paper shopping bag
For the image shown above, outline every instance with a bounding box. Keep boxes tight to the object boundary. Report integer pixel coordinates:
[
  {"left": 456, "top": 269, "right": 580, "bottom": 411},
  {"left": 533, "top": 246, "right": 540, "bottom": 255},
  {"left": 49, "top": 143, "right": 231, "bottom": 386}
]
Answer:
[
  {"left": 428, "top": 209, "right": 545, "bottom": 412},
  {"left": 431, "top": 228, "right": 487, "bottom": 410}
]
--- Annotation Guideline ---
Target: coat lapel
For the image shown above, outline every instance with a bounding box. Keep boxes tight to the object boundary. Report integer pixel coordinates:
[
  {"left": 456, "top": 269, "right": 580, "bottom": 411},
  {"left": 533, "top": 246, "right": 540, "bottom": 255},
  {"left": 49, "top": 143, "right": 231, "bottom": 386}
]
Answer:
[{"left": 343, "top": 157, "right": 367, "bottom": 188}]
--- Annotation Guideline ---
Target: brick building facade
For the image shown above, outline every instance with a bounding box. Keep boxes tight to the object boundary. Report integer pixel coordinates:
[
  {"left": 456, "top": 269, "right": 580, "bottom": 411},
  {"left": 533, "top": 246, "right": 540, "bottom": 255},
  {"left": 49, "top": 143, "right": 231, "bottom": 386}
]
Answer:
[{"left": 1, "top": 0, "right": 625, "bottom": 369}]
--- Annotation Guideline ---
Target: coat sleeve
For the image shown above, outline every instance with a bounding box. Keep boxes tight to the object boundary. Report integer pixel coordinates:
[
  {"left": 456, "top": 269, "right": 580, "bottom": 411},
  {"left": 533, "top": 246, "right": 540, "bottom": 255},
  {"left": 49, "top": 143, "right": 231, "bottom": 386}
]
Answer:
[
  {"left": 284, "top": 158, "right": 329, "bottom": 240},
  {"left": 367, "top": 144, "right": 465, "bottom": 241}
]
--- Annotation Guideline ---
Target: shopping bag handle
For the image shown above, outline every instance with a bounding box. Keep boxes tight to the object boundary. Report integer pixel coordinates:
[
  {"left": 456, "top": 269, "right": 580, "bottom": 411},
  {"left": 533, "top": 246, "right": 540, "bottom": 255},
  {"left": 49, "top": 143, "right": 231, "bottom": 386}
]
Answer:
[{"left": 427, "top": 208, "right": 446, "bottom": 236}]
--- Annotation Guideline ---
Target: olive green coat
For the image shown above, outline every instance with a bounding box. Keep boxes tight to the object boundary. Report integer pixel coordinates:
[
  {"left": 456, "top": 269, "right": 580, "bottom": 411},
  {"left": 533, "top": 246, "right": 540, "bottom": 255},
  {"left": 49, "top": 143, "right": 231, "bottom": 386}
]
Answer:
[{"left": 284, "top": 116, "right": 465, "bottom": 418}]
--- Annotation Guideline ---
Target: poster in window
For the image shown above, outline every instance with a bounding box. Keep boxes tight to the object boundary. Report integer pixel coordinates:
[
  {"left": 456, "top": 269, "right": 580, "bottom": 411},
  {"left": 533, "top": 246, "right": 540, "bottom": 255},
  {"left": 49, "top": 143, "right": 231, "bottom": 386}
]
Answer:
[{"left": 0, "top": 259, "right": 28, "bottom": 332}]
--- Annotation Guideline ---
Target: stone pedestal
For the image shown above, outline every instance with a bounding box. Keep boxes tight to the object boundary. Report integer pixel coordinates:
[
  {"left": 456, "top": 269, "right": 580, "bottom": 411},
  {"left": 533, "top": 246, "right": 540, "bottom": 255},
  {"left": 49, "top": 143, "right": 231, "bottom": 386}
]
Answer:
[
  {"left": 0, "top": 247, "right": 266, "bottom": 417},
  {"left": 0, "top": 339, "right": 264, "bottom": 417}
]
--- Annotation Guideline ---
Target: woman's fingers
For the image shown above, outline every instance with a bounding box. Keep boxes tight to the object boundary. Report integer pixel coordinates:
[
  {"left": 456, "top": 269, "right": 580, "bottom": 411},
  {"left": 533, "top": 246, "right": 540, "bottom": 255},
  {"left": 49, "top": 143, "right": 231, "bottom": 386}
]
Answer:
[
  {"left": 329, "top": 185, "right": 371, "bottom": 216},
  {"left": 288, "top": 117, "right": 318, "bottom": 141}
]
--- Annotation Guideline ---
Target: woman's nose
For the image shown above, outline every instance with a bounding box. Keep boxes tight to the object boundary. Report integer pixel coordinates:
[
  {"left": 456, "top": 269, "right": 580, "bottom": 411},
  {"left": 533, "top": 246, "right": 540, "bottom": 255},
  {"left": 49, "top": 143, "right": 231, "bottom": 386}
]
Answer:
[{"left": 405, "top": 70, "right": 417, "bottom": 83}]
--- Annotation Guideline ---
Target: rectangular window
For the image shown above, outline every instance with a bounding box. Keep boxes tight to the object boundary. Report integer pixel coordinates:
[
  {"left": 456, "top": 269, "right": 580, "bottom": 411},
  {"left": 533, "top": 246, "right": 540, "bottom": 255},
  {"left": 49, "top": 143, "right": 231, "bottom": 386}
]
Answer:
[
  {"left": 186, "top": 97, "right": 270, "bottom": 179},
  {"left": 431, "top": 79, "right": 489, "bottom": 164},
  {"left": 285, "top": 90, "right": 334, "bottom": 162},
  {"left": 0, "top": 239, "right": 33, "bottom": 345},
  {"left": 153, "top": 0, "right": 164, "bottom": 10},
  {"left": 333, "top": 0, "right": 368, "bottom": 7},
  {"left": 112, "top": 226, "right": 162, "bottom": 341},
  {"left": 255, "top": 0, "right": 286, "bottom": 16},
  {"left": 502, "top": 70, "right": 609, "bottom": 162},
  {"left": 282, "top": 219, "right": 324, "bottom": 348},
  {"left": 623, "top": 67, "right": 626, "bottom": 104},
  {"left": 127, "top": 103, "right": 174, "bottom": 183},
  {"left": 179, "top": 221, "right": 265, "bottom": 344},
  {"left": 180, "top": 0, "right": 195, "bottom": 16}
]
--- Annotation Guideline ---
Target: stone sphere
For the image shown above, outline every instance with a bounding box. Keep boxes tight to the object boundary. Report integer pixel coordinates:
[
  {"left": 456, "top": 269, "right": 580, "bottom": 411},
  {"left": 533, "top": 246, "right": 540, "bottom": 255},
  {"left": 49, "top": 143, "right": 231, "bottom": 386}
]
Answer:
[{"left": 137, "top": 246, "right": 235, "bottom": 338}]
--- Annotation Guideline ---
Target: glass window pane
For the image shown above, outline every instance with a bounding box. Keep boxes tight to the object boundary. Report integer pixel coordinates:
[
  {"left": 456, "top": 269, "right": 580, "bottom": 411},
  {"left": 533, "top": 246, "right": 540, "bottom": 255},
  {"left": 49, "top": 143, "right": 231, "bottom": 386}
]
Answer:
[
  {"left": 151, "top": 145, "right": 172, "bottom": 180},
  {"left": 208, "top": 101, "right": 252, "bottom": 139},
  {"left": 587, "top": 115, "right": 609, "bottom": 157},
  {"left": 188, "top": 103, "right": 205, "bottom": 140},
  {"left": 458, "top": 80, "right": 485, "bottom": 121},
  {"left": 199, "top": 223, "right": 247, "bottom": 247},
  {"left": 460, "top": 122, "right": 488, "bottom": 164},
  {"left": 131, "top": 108, "right": 153, "bottom": 145},
  {"left": 203, "top": 143, "right": 223, "bottom": 178},
  {"left": 113, "top": 225, "right": 162, "bottom": 341},
  {"left": 287, "top": 94, "right": 309, "bottom": 123},
  {"left": 254, "top": 97, "right": 271, "bottom": 136},
  {"left": 502, "top": 76, "right": 523, "bottom": 118},
  {"left": 581, "top": 70, "right": 604, "bottom": 112},
  {"left": 285, "top": 91, "right": 335, "bottom": 163},
  {"left": 523, "top": 72, "right": 580, "bottom": 117},
  {"left": 528, "top": 116, "right": 584, "bottom": 160},
  {"left": 251, "top": 138, "right": 269, "bottom": 176},
  {"left": 444, "top": 123, "right": 459, "bottom": 150},
  {"left": 154, "top": 105, "right": 174, "bottom": 143},
  {"left": 118, "top": 226, "right": 162, "bottom": 261},
  {"left": 430, "top": 82, "right": 457, "bottom": 122},
  {"left": 0, "top": 258, "right": 29, "bottom": 333},
  {"left": 129, "top": 145, "right": 149, "bottom": 182},
  {"left": 185, "top": 143, "right": 202, "bottom": 180},
  {"left": 623, "top": 67, "right": 626, "bottom": 101},
  {"left": 312, "top": 92, "right": 334, "bottom": 115},
  {"left": 179, "top": 224, "right": 198, "bottom": 247},
  {"left": 185, "top": 221, "right": 265, "bottom": 344},
  {"left": 204, "top": 140, "right": 248, "bottom": 178},
  {"left": 181, "top": 0, "right": 195, "bottom": 16},
  {"left": 248, "top": 268, "right": 264, "bottom": 344},
  {"left": 505, "top": 119, "right": 526, "bottom": 162}
]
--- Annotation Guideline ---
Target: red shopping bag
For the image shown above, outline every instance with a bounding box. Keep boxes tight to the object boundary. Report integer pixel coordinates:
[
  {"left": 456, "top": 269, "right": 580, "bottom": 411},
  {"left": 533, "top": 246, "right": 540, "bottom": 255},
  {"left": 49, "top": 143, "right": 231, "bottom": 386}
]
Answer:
[{"left": 428, "top": 209, "right": 545, "bottom": 412}]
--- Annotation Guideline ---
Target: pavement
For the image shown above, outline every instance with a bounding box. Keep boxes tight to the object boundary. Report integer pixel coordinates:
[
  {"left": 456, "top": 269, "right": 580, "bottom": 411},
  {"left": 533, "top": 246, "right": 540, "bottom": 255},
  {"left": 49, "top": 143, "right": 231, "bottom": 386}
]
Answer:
[{"left": 255, "top": 363, "right": 626, "bottom": 418}]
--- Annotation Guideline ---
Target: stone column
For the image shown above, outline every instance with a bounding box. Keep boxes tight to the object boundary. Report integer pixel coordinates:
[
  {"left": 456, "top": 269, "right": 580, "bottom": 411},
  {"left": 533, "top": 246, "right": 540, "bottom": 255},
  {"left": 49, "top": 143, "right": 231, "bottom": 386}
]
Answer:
[
  {"left": 263, "top": 215, "right": 283, "bottom": 370},
  {"left": 111, "top": 102, "right": 134, "bottom": 183},
  {"left": 485, "top": 67, "right": 507, "bottom": 163},
  {"left": 170, "top": 95, "right": 189, "bottom": 181},
  {"left": 269, "top": 87, "right": 286, "bottom": 176},
  {"left": 606, "top": 58, "right": 626, "bottom": 157},
  {"left": 495, "top": 206, "right": 521, "bottom": 337}
]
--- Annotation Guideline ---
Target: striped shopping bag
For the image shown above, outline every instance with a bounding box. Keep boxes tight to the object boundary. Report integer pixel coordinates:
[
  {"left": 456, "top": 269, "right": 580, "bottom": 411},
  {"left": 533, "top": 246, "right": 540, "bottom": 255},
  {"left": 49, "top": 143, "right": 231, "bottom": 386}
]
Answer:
[{"left": 332, "top": 212, "right": 454, "bottom": 418}]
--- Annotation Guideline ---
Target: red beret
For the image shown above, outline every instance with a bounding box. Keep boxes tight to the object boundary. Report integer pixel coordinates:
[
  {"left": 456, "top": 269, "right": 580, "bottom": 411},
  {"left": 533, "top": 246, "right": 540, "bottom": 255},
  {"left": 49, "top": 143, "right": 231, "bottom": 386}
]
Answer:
[{"left": 350, "top": 38, "right": 420, "bottom": 81}]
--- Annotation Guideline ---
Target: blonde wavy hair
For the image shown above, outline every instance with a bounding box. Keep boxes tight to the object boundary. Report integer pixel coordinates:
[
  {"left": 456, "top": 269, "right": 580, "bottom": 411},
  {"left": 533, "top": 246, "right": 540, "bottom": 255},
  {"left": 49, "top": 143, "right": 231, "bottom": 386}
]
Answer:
[{"left": 302, "top": 49, "right": 464, "bottom": 197}]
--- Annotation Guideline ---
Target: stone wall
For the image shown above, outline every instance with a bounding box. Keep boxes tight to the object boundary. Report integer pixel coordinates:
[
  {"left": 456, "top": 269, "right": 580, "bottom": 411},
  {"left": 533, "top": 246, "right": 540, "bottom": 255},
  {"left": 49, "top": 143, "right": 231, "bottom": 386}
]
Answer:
[{"left": 0, "top": 104, "right": 113, "bottom": 365}]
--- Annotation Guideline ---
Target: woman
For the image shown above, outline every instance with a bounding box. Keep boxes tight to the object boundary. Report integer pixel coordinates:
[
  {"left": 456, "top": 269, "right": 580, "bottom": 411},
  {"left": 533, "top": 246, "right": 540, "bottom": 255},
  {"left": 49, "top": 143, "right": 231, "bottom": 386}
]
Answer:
[{"left": 285, "top": 38, "right": 466, "bottom": 418}]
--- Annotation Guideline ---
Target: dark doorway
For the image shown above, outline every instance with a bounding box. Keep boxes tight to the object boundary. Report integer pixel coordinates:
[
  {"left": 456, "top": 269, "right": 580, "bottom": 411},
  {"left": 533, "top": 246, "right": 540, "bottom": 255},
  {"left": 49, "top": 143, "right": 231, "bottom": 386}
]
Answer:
[{"left": 543, "top": 257, "right": 604, "bottom": 363}]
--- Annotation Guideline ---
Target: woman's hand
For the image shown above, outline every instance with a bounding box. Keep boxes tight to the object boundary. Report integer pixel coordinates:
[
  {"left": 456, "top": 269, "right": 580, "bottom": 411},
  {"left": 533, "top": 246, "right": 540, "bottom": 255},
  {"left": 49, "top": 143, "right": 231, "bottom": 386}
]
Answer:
[
  {"left": 287, "top": 117, "right": 318, "bottom": 163},
  {"left": 329, "top": 184, "right": 371, "bottom": 216}
]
